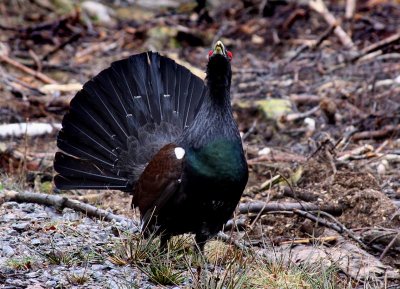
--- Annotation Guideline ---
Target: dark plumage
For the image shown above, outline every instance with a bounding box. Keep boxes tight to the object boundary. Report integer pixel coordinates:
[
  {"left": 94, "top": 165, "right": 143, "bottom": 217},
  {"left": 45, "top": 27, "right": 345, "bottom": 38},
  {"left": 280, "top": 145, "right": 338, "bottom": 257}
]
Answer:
[{"left": 54, "top": 41, "right": 248, "bottom": 251}]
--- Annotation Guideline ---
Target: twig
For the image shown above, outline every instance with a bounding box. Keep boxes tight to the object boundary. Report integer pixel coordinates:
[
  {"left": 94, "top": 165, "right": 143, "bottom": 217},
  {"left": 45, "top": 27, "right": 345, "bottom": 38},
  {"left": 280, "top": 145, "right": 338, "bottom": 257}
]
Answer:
[
  {"left": 217, "top": 232, "right": 250, "bottom": 251},
  {"left": 258, "top": 175, "right": 282, "bottom": 192},
  {"left": 345, "top": 0, "right": 356, "bottom": 19},
  {"left": 293, "top": 209, "right": 369, "bottom": 250},
  {"left": 379, "top": 231, "right": 400, "bottom": 260},
  {"left": 241, "top": 120, "right": 257, "bottom": 141},
  {"left": 223, "top": 217, "right": 247, "bottom": 231},
  {"left": 351, "top": 32, "right": 400, "bottom": 62},
  {"left": 238, "top": 201, "right": 343, "bottom": 216},
  {"left": 289, "top": 24, "right": 336, "bottom": 62},
  {"left": 0, "top": 190, "right": 138, "bottom": 228},
  {"left": 308, "top": 0, "right": 355, "bottom": 49},
  {"left": 247, "top": 151, "right": 306, "bottom": 165},
  {"left": 282, "top": 105, "right": 320, "bottom": 122},
  {"left": 352, "top": 124, "right": 400, "bottom": 141},
  {"left": 29, "top": 49, "right": 42, "bottom": 72},
  {"left": 42, "top": 32, "right": 82, "bottom": 61},
  {"left": 0, "top": 54, "right": 57, "bottom": 84},
  {"left": 289, "top": 94, "right": 321, "bottom": 105},
  {"left": 0, "top": 122, "right": 61, "bottom": 138},
  {"left": 279, "top": 236, "right": 337, "bottom": 245},
  {"left": 336, "top": 144, "right": 374, "bottom": 162}
]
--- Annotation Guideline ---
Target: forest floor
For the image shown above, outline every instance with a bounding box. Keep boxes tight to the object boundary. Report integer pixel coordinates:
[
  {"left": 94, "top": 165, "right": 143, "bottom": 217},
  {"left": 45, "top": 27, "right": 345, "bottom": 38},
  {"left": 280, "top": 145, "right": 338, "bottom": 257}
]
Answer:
[{"left": 0, "top": 0, "right": 399, "bottom": 288}]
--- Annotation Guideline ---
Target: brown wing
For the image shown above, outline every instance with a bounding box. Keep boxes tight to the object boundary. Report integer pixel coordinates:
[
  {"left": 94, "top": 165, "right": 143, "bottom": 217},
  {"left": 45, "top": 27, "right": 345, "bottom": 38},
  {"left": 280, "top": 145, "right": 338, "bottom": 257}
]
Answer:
[{"left": 132, "top": 143, "right": 184, "bottom": 225}]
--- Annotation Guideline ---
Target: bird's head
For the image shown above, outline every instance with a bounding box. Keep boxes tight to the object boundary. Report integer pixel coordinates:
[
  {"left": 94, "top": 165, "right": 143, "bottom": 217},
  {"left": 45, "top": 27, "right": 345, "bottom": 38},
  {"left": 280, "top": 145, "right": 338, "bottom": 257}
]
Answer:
[
  {"left": 206, "top": 40, "right": 232, "bottom": 90},
  {"left": 208, "top": 40, "right": 233, "bottom": 62}
]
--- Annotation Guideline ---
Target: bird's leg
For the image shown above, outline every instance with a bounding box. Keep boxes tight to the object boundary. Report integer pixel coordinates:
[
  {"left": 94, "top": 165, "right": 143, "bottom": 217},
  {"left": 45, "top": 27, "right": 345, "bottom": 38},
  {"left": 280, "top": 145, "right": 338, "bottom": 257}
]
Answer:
[
  {"left": 160, "top": 233, "right": 171, "bottom": 252},
  {"left": 195, "top": 233, "right": 208, "bottom": 254}
]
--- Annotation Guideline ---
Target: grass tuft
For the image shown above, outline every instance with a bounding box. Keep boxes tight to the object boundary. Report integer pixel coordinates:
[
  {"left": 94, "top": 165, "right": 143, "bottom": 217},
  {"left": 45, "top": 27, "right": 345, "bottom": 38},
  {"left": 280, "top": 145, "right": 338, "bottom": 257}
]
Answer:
[
  {"left": 66, "top": 272, "right": 90, "bottom": 285},
  {"left": 6, "top": 256, "right": 34, "bottom": 270}
]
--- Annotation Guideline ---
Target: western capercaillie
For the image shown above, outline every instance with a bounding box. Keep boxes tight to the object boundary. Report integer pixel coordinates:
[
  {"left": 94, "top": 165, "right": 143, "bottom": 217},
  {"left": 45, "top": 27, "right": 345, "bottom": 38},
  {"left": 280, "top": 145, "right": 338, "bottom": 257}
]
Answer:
[{"left": 54, "top": 41, "right": 248, "bottom": 251}]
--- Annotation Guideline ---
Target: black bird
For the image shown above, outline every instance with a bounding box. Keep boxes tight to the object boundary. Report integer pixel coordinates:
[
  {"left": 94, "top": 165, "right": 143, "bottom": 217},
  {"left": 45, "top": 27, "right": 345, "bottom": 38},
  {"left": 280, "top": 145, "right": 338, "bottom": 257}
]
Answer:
[{"left": 54, "top": 41, "right": 248, "bottom": 251}]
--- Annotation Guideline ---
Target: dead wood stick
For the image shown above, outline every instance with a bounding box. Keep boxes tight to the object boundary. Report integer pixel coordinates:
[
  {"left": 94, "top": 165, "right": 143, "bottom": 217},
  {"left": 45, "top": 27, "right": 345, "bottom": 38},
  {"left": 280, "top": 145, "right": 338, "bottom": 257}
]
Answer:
[
  {"left": 29, "top": 49, "right": 42, "bottom": 72},
  {"left": 281, "top": 186, "right": 319, "bottom": 202},
  {"left": 345, "top": 0, "right": 356, "bottom": 19},
  {"left": 293, "top": 209, "right": 369, "bottom": 249},
  {"left": 289, "top": 24, "right": 336, "bottom": 62},
  {"left": 308, "top": 0, "right": 355, "bottom": 49},
  {"left": 247, "top": 153, "right": 307, "bottom": 165},
  {"left": 282, "top": 105, "right": 320, "bottom": 122},
  {"left": 42, "top": 32, "right": 82, "bottom": 61},
  {"left": 223, "top": 218, "right": 247, "bottom": 231},
  {"left": 279, "top": 236, "right": 337, "bottom": 245},
  {"left": 238, "top": 201, "right": 342, "bottom": 216},
  {"left": 352, "top": 124, "right": 400, "bottom": 141},
  {"left": 379, "top": 231, "right": 400, "bottom": 260},
  {"left": 0, "top": 54, "right": 57, "bottom": 84},
  {"left": 0, "top": 190, "right": 137, "bottom": 227},
  {"left": 217, "top": 232, "right": 250, "bottom": 251},
  {"left": 289, "top": 94, "right": 321, "bottom": 105},
  {"left": 352, "top": 32, "right": 400, "bottom": 62}
]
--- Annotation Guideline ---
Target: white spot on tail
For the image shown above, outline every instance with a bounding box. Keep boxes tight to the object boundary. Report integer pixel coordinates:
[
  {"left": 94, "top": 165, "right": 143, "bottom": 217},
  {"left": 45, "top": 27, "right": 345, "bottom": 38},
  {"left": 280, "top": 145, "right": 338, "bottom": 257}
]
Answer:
[{"left": 174, "top": 147, "right": 185, "bottom": 160}]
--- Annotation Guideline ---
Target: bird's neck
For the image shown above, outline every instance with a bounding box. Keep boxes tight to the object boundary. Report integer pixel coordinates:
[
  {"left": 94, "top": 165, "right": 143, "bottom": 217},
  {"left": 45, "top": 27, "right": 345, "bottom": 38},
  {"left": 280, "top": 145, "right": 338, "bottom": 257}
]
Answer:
[{"left": 179, "top": 79, "right": 239, "bottom": 149}]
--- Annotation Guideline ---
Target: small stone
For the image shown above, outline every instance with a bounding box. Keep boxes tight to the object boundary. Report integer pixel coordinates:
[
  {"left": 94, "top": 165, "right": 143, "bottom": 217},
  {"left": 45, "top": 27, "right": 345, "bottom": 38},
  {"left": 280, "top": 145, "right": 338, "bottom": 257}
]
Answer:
[
  {"left": 6, "top": 278, "right": 26, "bottom": 287},
  {"left": 26, "top": 271, "right": 41, "bottom": 278},
  {"left": 11, "top": 222, "right": 30, "bottom": 232},
  {"left": 21, "top": 203, "right": 36, "bottom": 213},
  {"left": 2, "top": 245, "right": 15, "bottom": 257},
  {"left": 81, "top": 1, "right": 115, "bottom": 25},
  {"left": 31, "top": 238, "right": 41, "bottom": 245},
  {"left": 2, "top": 202, "right": 19, "bottom": 209},
  {"left": 2, "top": 213, "right": 17, "bottom": 222},
  {"left": 91, "top": 264, "right": 106, "bottom": 271},
  {"left": 63, "top": 211, "right": 81, "bottom": 221},
  {"left": 28, "top": 212, "right": 48, "bottom": 219},
  {"left": 45, "top": 280, "right": 57, "bottom": 287}
]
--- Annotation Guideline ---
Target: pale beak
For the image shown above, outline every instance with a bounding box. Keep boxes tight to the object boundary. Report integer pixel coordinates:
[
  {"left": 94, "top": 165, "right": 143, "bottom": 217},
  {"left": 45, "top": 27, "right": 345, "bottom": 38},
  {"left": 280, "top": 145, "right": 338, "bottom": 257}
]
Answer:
[{"left": 213, "top": 40, "right": 225, "bottom": 55}]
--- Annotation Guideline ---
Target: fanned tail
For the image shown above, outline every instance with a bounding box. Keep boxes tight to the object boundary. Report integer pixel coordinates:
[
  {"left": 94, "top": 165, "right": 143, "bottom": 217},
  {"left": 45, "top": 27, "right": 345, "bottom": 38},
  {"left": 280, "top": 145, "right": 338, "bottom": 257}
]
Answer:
[{"left": 54, "top": 52, "right": 207, "bottom": 191}]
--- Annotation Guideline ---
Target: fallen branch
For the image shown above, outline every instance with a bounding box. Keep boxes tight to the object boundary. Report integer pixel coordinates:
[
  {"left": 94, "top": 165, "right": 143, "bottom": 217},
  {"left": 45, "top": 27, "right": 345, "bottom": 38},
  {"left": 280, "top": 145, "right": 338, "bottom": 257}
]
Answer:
[
  {"left": 361, "top": 229, "right": 400, "bottom": 256},
  {"left": 238, "top": 201, "right": 342, "bottom": 216},
  {"left": 379, "top": 231, "right": 400, "bottom": 260},
  {"left": 247, "top": 151, "right": 307, "bottom": 165},
  {"left": 289, "top": 24, "right": 336, "bottom": 62},
  {"left": 0, "top": 190, "right": 137, "bottom": 228},
  {"left": 282, "top": 105, "right": 320, "bottom": 122},
  {"left": 308, "top": 0, "right": 355, "bottom": 49},
  {"left": 336, "top": 144, "right": 374, "bottom": 162},
  {"left": 279, "top": 236, "right": 337, "bottom": 245},
  {"left": 289, "top": 94, "right": 321, "bottom": 105},
  {"left": 0, "top": 54, "right": 57, "bottom": 84},
  {"left": 351, "top": 32, "right": 400, "bottom": 62},
  {"left": 0, "top": 122, "right": 61, "bottom": 138},
  {"left": 293, "top": 209, "right": 369, "bottom": 250},
  {"left": 345, "top": 0, "right": 356, "bottom": 19},
  {"left": 352, "top": 124, "right": 400, "bottom": 141}
]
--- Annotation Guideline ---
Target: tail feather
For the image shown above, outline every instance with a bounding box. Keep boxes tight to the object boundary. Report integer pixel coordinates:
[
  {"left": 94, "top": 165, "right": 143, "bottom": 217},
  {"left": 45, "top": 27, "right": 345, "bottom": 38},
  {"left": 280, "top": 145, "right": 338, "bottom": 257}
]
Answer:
[
  {"left": 60, "top": 115, "right": 118, "bottom": 161},
  {"left": 55, "top": 52, "right": 207, "bottom": 191},
  {"left": 57, "top": 133, "right": 116, "bottom": 169},
  {"left": 54, "top": 152, "right": 131, "bottom": 190}
]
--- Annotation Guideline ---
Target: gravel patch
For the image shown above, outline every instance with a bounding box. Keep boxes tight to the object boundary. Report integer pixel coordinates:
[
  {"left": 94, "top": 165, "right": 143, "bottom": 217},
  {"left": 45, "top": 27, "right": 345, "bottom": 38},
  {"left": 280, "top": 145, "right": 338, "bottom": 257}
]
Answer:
[{"left": 0, "top": 201, "right": 169, "bottom": 288}]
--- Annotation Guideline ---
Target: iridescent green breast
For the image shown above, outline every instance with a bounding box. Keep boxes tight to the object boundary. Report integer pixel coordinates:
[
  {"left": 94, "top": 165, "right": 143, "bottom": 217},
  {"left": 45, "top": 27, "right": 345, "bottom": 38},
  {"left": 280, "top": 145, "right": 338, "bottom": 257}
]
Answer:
[{"left": 186, "top": 139, "right": 247, "bottom": 182}]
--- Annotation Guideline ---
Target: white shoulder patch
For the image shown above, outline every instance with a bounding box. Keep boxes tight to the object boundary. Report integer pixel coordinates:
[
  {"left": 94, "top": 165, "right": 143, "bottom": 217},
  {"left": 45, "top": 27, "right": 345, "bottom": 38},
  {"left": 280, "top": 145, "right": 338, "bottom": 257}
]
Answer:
[{"left": 174, "top": 147, "right": 185, "bottom": 160}]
